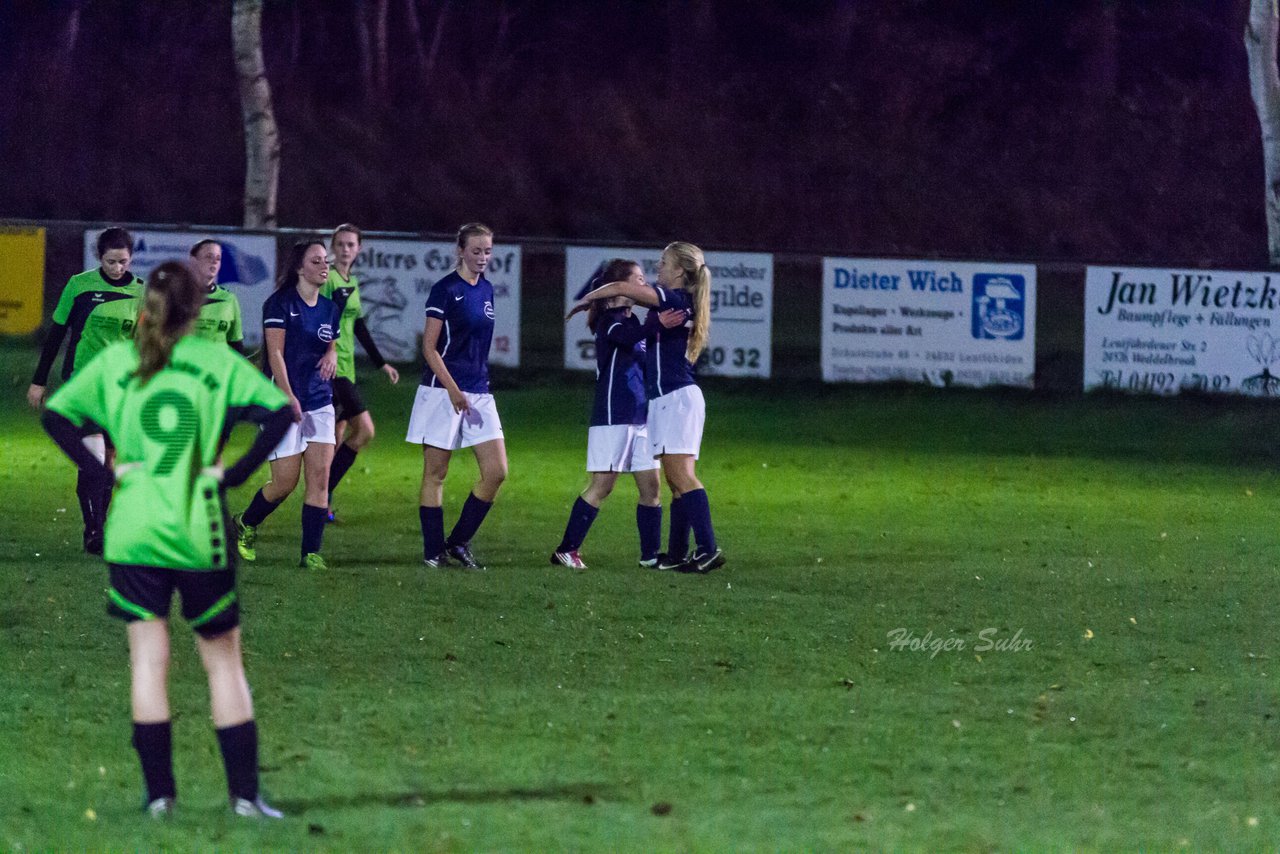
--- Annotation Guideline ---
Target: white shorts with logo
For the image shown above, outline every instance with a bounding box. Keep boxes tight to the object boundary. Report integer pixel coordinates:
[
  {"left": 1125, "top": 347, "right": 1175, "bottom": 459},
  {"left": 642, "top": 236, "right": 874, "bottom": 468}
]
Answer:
[
  {"left": 406, "top": 385, "right": 504, "bottom": 450},
  {"left": 268, "top": 404, "right": 336, "bottom": 461},
  {"left": 587, "top": 424, "right": 659, "bottom": 473},
  {"left": 647, "top": 384, "right": 705, "bottom": 459}
]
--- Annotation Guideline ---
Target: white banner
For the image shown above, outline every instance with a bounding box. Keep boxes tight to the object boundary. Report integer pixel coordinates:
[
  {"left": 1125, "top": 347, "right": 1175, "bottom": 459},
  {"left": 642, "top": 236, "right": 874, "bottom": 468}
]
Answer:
[
  {"left": 1084, "top": 265, "right": 1280, "bottom": 395},
  {"left": 83, "top": 230, "right": 276, "bottom": 347},
  {"left": 563, "top": 246, "right": 773, "bottom": 377},
  {"left": 352, "top": 239, "right": 521, "bottom": 366},
  {"left": 821, "top": 258, "right": 1037, "bottom": 387}
]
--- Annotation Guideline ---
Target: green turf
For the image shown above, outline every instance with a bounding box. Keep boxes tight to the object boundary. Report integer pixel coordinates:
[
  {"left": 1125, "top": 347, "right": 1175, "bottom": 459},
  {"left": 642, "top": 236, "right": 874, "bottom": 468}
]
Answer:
[{"left": 2, "top": 341, "right": 1279, "bottom": 850}]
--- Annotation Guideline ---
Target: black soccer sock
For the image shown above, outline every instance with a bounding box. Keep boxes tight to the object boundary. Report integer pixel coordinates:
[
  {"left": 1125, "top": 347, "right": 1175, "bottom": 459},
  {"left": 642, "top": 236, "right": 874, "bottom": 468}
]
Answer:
[
  {"left": 637, "top": 504, "right": 662, "bottom": 561},
  {"left": 420, "top": 505, "right": 445, "bottom": 558},
  {"left": 215, "top": 720, "right": 259, "bottom": 802},
  {"left": 241, "top": 489, "right": 281, "bottom": 527},
  {"left": 75, "top": 469, "right": 99, "bottom": 534},
  {"left": 300, "top": 503, "right": 327, "bottom": 556},
  {"left": 328, "top": 443, "right": 359, "bottom": 497},
  {"left": 667, "top": 495, "right": 690, "bottom": 557},
  {"left": 557, "top": 497, "right": 599, "bottom": 552},
  {"left": 99, "top": 475, "right": 113, "bottom": 531},
  {"left": 681, "top": 488, "right": 718, "bottom": 555},
  {"left": 446, "top": 492, "right": 493, "bottom": 547},
  {"left": 132, "top": 720, "right": 176, "bottom": 802}
]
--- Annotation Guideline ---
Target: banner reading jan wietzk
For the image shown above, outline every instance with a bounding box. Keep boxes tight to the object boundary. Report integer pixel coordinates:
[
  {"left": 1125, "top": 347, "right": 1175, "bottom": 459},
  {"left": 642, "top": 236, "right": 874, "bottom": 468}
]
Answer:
[{"left": 1084, "top": 265, "right": 1280, "bottom": 396}]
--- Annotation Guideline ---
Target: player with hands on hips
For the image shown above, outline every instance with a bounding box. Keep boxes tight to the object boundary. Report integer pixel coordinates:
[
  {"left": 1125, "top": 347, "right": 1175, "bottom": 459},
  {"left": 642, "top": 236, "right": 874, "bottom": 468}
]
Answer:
[{"left": 41, "top": 259, "right": 294, "bottom": 820}]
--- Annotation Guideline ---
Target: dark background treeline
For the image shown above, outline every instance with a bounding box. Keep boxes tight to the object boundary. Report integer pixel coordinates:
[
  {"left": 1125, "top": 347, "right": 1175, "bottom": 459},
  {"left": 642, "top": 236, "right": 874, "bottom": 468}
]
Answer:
[{"left": 0, "top": 0, "right": 1264, "bottom": 266}]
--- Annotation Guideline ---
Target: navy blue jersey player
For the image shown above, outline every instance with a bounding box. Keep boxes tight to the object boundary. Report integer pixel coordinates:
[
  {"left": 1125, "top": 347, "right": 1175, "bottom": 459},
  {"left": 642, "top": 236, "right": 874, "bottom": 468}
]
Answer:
[
  {"left": 407, "top": 223, "right": 508, "bottom": 570},
  {"left": 234, "top": 241, "right": 341, "bottom": 570},
  {"left": 567, "top": 242, "right": 725, "bottom": 574},
  {"left": 551, "top": 259, "right": 666, "bottom": 570}
]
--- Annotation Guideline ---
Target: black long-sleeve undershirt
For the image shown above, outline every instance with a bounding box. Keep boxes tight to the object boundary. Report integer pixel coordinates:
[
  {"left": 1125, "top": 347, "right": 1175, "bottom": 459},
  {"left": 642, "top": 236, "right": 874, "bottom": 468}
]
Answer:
[
  {"left": 352, "top": 317, "right": 386, "bottom": 369},
  {"left": 31, "top": 323, "right": 68, "bottom": 385}
]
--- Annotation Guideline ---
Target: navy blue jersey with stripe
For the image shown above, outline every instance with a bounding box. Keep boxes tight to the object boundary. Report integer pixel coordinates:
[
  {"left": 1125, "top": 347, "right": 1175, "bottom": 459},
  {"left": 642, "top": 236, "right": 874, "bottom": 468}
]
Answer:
[
  {"left": 645, "top": 286, "right": 697, "bottom": 399},
  {"left": 261, "top": 287, "right": 341, "bottom": 411},
  {"left": 421, "top": 271, "right": 495, "bottom": 393},
  {"left": 591, "top": 308, "right": 651, "bottom": 427}
]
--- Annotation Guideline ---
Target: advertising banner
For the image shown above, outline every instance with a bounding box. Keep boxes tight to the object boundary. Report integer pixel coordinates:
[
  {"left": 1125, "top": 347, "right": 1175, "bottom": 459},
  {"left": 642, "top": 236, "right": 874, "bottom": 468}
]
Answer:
[
  {"left": 1084, "top": 265, "right": 1280, "bottom": 395},
  {"left": 564, "top": 246, "right": 773, "bottom": 377},
  {"left": 821, "top": 257, "right": 1037, "bottom": 387},
  {"left": 0, "top": 226, "right": 45, "bottom": 334},
  {"left": 82, "top": 230, "right": 275, "bottom": 347},
  {"left": 352, "top": 239, "right": 521, "bottom": 366}
]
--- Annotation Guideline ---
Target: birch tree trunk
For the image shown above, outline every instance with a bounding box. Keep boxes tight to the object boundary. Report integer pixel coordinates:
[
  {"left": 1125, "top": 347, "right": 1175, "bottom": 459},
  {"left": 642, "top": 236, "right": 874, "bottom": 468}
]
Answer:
[
  {"left": 232, "top": 0, "right": 280, "bottom": 228},
  {"left": 1246, "top": 0, "right": 1280, "bottom": 264}
]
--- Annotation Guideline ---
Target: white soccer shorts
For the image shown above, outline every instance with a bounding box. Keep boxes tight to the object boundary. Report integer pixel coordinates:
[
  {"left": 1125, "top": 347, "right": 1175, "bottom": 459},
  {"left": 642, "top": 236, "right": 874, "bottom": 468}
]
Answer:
[
  {"left": 586, "top": 424, "right": 659, "bottom": 473},
  {"left": 268, "top": 404, "right": 336, "bottom": 460},
  {"left": 405, "top": 385, "right": 504, "bottom": 450},
  {"left": 647, "top": 384, "right": 704, "bottom": 459}
]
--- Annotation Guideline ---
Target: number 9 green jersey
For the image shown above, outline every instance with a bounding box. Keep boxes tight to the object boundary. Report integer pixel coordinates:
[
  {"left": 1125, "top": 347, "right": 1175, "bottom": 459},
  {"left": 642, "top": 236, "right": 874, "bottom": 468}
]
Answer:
[{"left": 46, "top": 338, "right": 287, "bottom": 570}]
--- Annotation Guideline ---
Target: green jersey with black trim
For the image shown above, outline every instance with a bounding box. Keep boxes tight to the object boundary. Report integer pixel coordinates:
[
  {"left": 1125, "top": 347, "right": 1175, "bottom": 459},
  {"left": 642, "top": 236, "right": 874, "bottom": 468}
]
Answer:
[
  {"left": 322, "top": 268, "right": 362, "bottom": 381},
  {"left": 193, "top": 285, "right": 244, "bottom": 345},
  {"left": 46, "top": 337, "right": 287, "bottom": 570},
  {"left": 50, "top": 268, "right": 144, "bottom": 376}
]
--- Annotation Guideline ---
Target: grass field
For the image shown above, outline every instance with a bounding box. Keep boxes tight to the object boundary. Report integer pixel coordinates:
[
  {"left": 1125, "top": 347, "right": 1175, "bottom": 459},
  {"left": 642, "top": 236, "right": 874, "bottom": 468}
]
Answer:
[{"left": 2, "top": 340, "right": 1280, "bottom": 851}]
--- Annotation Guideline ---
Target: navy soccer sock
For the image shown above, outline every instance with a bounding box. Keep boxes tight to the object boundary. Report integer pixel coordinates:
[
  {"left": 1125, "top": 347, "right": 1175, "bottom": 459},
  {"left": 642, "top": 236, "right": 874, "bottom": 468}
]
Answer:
[
  {"left": 215, "top": 720, "right": 259, "bottom": 802},
  {"left": 300, "top": 503, "right": 327, "bottom": 556},
  {"left": 667, "top": 495, "right": 690, "bottom": 558},
  {"left": 636, "top": 504, "right": 662, "bottom": 560},
  {"left": 447, "top": 492, "right": 493, "bottom": 547},
  {"left": 420, "top": 505, "right": 445, "bottom": 558},
  {"left": 132, "top": 721, "right": 176, "bottom": 802},
  {"left": 680, "top": 488, "right": 718, "bottom": 555},
  {"left": 557, "top": 497, "right": 599, "bottom": 552},
  {"left": 241, "top": 490, "right": 281, "bottom": 527},
  {"left": 328, "top": 443, "right": 358, "bottom": 497}
]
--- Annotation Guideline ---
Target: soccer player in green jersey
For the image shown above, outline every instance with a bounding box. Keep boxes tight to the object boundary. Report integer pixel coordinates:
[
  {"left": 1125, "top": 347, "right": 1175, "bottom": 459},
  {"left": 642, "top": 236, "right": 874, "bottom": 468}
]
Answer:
[
  {"left": 189, "top": 239, "right": 245, "bottom": 352},
  {"left": 42, "top": 260, "right": 293, "bottom": 820},
  {"left": 321, "top": 224, "right": 399, "bottom": 519},
  {"left": 27, "top": 227, "right": 143, "bottom": 555}
]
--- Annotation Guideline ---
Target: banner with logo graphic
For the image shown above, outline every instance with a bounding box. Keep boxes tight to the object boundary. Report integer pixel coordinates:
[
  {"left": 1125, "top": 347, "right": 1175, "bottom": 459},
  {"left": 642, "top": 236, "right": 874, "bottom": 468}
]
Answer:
[
  {"left": 350, "top": 240, "right": 521, "bottom": 366},
  {"left": 82, "top": 230, "right": 275, "bottom": 347},
  {"left": 0, "top": 226, "right": 45, "bottom": 334},
  {"left": 563, "top": 247, "right": 773, "bottom": 377},
  {"left": 821, "top": 258, "right": 1037, "bottom": 387},
  {"left": 1084, "top": 265, "right": 1280, "bottom": 395}
]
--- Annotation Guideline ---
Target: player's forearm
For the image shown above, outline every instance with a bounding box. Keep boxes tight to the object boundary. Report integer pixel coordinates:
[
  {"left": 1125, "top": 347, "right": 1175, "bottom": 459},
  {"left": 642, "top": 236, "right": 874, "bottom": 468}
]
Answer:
[
  {"left": 31, "top": 323, "right": 68, "bottom": 385},
  {"left": 353, "top": 317, "right": 386, "bottom": 368},
  {"left": 424, "top": 351, "right": 461, "bottom": 394},
  {"left": 40, "top": 410, "right": 112, "bottom": 480}
]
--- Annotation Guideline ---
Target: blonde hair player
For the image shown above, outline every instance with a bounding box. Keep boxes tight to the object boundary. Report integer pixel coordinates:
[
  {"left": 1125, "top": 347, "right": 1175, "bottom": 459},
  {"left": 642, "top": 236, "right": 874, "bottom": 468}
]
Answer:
[
  {"left": 406, "top": 223, "right": 508, "bottom": 570},
  {"left": 567, "top": 241, "right": 725, "bottom": 573}
]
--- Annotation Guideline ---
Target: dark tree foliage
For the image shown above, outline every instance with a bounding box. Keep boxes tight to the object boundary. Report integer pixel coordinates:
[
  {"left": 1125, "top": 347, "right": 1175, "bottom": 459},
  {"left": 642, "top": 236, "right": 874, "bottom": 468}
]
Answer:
[{"left": 0, "top": 0, "right": 1264, "bottom": 264}]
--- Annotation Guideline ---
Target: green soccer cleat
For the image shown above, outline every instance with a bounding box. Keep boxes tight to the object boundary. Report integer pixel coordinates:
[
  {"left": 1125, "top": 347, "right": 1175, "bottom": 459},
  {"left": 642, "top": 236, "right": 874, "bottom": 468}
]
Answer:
[
  {"left": 233, "top": 513, "right": 257, "bottom": 562},
  {"left": 300, "top": 552, "right": 328, "bottom": 571}
]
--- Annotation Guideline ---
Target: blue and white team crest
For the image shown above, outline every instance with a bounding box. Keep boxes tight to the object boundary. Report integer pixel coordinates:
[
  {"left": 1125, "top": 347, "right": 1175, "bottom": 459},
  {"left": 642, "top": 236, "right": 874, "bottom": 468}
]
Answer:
[{"left": 971, "top": 274, "right": 1025, "bottom": 340}]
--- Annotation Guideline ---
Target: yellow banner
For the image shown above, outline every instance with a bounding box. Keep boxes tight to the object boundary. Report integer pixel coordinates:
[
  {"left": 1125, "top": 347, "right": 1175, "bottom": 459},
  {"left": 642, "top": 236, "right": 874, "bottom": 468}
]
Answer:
[{"left": 0, "top": 227, "right": 45, "bottom": 335}]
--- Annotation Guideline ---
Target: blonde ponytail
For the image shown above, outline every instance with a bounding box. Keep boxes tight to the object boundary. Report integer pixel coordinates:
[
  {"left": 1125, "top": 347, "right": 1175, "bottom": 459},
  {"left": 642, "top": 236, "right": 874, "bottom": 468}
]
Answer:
[{"left": 663, "top": 242, "right": 712, "bottom": 363}]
